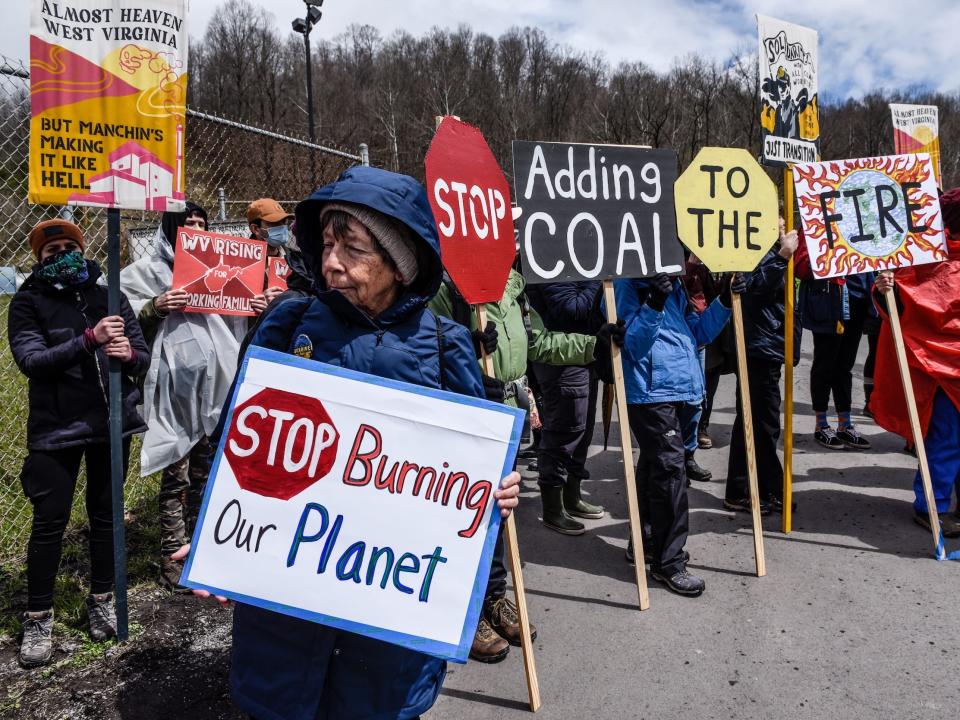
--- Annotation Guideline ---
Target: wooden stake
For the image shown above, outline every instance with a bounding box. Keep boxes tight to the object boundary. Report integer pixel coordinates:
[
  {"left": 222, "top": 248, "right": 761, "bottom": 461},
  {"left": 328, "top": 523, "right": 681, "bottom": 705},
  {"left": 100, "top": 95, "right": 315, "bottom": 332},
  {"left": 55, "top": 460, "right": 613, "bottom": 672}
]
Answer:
[
  {"left": 602, "top": 281, "right": 651, "bottom": 610},
  {"left": 730, "top": 290, "right": 767, "bottom": 577},
  {"left": 884, "top": 289, "right": 944, "bottom": 558},
  {"left": 782, "top": 167, "right": 795, "bottom": 534},
  {"left": 475, "top": 305, "right": 541, "bottom": 711}
]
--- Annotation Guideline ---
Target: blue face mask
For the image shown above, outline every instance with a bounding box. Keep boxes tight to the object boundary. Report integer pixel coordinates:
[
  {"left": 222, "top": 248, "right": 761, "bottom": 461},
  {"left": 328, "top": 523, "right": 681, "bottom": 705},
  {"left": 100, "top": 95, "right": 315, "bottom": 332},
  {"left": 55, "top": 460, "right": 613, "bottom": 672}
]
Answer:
[{"left": 265, "top": 225, "right": 290, "bottom": 248}]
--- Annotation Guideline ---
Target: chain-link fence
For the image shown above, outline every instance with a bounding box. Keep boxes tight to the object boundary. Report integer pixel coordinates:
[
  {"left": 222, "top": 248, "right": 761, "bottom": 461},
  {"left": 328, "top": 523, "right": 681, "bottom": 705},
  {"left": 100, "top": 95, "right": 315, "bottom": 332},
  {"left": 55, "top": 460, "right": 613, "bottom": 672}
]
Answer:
[{"left": 0, "top": 54, "right": 366, "bottom": 564}]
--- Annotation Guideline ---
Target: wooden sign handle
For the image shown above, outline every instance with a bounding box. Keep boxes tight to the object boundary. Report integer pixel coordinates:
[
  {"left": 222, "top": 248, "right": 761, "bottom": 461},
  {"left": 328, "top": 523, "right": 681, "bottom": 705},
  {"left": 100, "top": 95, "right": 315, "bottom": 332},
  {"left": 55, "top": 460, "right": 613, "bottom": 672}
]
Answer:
[
  {"left": 602, "top": 280, "right": 651, "bottom": 610},
  {"left": 883, "top": 288, "right": 944, "bottom": 558},
  {"left": 475, "top": 305, "right": 541, "bottom": 711},
  {"left": 730, "top": 290, "right": 767, "bottom": 577},
  {"left": 782, "top": 167, "right": 795, "bottom": 534}
]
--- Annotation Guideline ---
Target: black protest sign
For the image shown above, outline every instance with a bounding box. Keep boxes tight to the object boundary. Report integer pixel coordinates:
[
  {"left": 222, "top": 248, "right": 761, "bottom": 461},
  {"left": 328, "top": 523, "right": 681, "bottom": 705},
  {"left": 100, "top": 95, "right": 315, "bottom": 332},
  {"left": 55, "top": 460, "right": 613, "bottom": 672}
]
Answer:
[{"left": 511, "top": 142, "right": 683, "bottom": 284}]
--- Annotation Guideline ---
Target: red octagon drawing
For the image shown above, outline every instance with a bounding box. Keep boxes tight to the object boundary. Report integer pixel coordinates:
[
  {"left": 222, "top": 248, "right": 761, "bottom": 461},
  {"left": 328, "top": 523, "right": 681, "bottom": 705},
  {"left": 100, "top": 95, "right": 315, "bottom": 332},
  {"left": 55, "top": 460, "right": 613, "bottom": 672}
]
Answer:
[
  {"left": 425, "top": 116, "right": 515, "bottom": 304},
  {"left": 224, "top": 388, "right": 340, "bottom": 500}
]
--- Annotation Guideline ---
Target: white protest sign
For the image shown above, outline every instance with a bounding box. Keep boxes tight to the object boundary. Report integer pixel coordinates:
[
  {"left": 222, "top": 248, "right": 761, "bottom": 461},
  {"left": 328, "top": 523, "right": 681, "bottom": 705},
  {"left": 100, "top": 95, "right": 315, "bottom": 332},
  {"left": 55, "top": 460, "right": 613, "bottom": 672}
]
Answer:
[{"left": 182, "top": 346, "right": 523, "bottom": 662}]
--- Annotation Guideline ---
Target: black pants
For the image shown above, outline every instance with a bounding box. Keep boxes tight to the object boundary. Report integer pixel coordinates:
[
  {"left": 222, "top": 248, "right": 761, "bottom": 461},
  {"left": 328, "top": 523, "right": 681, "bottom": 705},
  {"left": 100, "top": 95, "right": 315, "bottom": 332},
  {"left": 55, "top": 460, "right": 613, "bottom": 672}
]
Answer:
[
  {"left": 810, "top": 296, "right": 871, "bottom": 414},
  {"left": 486, "top": 522, "right": 507, "bottom": 601},
  {"left": 725, "top": 358, "right": 783, "bottom": 502},
  {"left": 535, "top": 367, "right": 598, "bottom": 488},
  {"left": 626, "top": 403, "right": 689, "bottom": 576},
  {"left": 701, "top": 365, "right": 722, "bottom": 432},
  {"left": 22, "top": 440, "right": 131, "bottom": 611}
]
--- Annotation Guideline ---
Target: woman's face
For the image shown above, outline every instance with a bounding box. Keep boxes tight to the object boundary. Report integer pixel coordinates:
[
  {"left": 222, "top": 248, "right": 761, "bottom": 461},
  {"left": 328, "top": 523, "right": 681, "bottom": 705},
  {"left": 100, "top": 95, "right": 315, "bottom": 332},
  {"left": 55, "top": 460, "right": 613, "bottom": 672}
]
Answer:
[
  {"left": 321, "top": 216, "right": 402, "bottom": 318},
  {"left": 39, "top": 238, "right": 81, "bottom": 261}
]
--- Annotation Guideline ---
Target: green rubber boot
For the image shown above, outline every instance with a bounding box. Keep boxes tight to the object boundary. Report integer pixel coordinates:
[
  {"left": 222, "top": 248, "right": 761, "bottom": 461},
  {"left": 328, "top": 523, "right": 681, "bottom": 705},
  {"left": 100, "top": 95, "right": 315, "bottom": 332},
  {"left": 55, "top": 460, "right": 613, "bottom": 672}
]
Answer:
[
  {"left": 563, "top": 477, "right": 605, "bottom": 519},
  {"left": 540, "top": 486, "right": 585, "bottom": 535}
]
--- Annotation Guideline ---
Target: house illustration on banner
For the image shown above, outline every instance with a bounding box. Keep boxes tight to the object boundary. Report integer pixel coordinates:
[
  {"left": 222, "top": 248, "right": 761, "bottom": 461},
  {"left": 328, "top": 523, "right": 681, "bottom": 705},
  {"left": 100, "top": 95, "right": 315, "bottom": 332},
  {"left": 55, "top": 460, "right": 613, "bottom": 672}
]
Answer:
[{"left": 68, "top": 125, "right": 185, "bottom": 211}]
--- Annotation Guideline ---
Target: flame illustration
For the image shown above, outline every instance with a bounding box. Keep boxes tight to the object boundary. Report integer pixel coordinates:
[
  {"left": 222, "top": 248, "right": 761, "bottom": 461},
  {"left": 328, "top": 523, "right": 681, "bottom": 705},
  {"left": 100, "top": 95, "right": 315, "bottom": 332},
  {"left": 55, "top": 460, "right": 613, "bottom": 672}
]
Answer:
[{"left": 794, "top": 155, "right": 947, "bottom": 278}]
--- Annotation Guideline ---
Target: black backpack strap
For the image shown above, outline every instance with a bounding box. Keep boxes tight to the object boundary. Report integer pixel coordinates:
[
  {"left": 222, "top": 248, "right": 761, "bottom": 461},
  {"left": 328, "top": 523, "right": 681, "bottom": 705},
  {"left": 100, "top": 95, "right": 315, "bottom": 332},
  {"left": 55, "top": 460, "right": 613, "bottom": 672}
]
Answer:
[{"left": 434, "top": 311, "right": 447, "bottom": 390}]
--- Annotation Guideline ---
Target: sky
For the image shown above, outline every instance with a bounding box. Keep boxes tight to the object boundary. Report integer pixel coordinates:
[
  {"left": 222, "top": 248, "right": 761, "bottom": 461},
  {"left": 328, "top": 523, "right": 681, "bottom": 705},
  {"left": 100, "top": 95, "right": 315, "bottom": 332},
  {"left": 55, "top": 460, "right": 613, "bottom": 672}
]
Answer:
[{"left": 5, "top": 0, "right": 960, "bottom": 99}]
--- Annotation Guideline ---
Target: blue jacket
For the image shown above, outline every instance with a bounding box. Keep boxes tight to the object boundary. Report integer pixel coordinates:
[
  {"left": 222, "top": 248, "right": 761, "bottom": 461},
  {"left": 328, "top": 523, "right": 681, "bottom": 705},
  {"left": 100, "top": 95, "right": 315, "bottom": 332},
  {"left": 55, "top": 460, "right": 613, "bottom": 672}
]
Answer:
[
  {"left": 798, "top": 273, "right": 877, "bottom": 335},
  {"left": 230, "top": 167, "right": 483, "bottom": 720},
  {"left": 613, "top": 279, "right": 731, "bottom": 405}
]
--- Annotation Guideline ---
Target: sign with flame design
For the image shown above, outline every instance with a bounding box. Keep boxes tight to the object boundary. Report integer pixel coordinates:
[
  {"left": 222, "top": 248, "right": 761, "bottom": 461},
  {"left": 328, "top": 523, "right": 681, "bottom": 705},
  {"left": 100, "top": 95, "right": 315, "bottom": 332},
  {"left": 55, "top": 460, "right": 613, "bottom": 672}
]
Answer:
[
  {"left": 792, "top": 154, "right": 948, "bottom": 279},
  {"left": 28, "top": 0, "right": 187, "bottom": 210}
]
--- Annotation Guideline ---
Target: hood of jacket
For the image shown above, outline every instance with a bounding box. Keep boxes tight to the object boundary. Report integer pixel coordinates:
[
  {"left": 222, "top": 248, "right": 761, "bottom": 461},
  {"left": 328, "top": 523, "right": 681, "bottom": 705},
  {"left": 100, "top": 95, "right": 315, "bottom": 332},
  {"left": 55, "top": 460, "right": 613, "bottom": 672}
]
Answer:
[{"left": 294, "top": 166, "right": 443, "bottom": 326}]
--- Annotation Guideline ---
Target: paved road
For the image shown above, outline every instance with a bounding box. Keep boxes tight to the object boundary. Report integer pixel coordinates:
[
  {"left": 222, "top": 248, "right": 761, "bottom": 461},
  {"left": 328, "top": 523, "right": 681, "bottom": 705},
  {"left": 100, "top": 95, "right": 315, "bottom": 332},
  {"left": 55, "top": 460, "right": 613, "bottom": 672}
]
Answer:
[{"left": 432, "top": 332, "right": 960, "bottom": 720}]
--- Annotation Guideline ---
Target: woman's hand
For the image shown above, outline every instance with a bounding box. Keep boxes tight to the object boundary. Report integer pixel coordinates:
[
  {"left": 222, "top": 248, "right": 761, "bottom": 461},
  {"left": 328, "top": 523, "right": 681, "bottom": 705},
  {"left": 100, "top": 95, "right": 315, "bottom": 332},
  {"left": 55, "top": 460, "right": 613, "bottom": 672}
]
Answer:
[
  {"left": 104, "top": 336, "right": 133, "bottom": 362},
  {"left": 170, "top": 545, "right": 231, "bottom": 606},
  {"left": 92, "top": 315, "right": 124, "bottom": 344},
  {"left": 875, "top": 270, "right": 895, "bottom": 294},
  {"left": 155, "top": 289, "right": 189, "bottom": 313},
  {"left": 264, "top": 286, "right": 284, "bottom": 304},
  {"left": 778, "top": 229, "right": 799, "bottom": 259},
  {"left": 251, "top": 294, "right": 268, "bottom": 314},
  {"left": 495, "top": 471, "right": 521, "bottom": 518}
]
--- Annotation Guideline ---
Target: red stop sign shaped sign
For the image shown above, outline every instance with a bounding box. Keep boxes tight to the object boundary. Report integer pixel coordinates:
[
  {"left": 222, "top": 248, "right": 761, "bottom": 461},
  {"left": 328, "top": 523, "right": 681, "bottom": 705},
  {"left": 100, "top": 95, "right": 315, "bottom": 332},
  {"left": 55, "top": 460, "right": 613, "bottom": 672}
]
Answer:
[
  {"left": 425, "top": 116, "right": 514, "bottom": 304},
  {"left": 224, "top": 388, "right": 340, "bottom": 501}
]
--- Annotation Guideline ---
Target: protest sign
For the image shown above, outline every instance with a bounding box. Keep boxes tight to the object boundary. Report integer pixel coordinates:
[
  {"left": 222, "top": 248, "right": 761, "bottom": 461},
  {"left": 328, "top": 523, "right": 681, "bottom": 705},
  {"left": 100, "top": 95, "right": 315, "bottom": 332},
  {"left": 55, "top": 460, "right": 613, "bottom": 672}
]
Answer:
[
  {"left": 675, "top": 147, "right": 780, "bottom": 273},
  {"left": 511, "top": 141, "right": 682, "bottom": 285},
  {"left": 171, "top": 228, "right": 267, "bottom": 316},
  {"left": 792, "top": 154, "right": 947, "bottom": 279},
  {"left": 891, "top": 104, "right": 942, "bottom": 187},
  {"left": 425, "top": 117, "right": 514, "bottom": 304},
  {"left": 757, "top": 15, "right": 819, "bottom": 167},
  {"left": 182, "top": 346, "right": 524, "bottom": 662},
  {"left": 28, "top": 0, "right": 187, "bottom": 210},
  {"left": 267, "top": 256, "right": 291, "bottom": 291}
]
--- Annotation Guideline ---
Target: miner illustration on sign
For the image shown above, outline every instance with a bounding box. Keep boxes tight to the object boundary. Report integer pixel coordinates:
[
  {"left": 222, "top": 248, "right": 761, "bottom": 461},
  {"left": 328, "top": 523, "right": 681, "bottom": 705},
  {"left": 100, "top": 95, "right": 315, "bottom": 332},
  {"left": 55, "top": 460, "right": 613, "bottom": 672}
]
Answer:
[{"left": 675, "top": 147, "right": 798, "bottom": 578}]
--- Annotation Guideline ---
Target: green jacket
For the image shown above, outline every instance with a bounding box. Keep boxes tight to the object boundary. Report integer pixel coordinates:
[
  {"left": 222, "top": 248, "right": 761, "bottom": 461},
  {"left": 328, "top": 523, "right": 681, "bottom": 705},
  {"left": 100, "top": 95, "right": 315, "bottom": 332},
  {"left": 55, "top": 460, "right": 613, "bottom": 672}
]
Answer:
[{"left": 430, "top": 270, "right": 596, "bottom": 405}]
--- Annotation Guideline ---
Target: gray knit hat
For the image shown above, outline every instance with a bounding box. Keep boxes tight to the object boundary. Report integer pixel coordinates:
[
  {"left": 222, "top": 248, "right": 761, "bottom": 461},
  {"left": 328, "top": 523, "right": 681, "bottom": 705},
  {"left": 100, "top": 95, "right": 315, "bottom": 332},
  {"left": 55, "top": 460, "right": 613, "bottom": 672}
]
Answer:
[{"left": 319, "top": 202, "right": 419, "bottom": 286}]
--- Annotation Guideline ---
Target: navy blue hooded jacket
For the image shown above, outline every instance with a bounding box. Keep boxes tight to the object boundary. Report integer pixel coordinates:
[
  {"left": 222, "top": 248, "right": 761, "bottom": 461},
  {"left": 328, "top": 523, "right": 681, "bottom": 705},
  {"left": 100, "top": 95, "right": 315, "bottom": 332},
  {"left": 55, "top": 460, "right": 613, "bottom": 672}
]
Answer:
[{"left": 228, "top": 167, "right": 484, "bottom": 720}]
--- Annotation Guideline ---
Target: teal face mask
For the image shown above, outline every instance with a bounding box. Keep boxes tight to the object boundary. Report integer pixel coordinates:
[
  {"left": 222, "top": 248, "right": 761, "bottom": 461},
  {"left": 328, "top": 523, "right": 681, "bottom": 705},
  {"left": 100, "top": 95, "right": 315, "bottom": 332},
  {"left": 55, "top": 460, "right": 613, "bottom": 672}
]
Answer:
[{"left": 37, "top": 249, "right": 89, "bottom": 288}]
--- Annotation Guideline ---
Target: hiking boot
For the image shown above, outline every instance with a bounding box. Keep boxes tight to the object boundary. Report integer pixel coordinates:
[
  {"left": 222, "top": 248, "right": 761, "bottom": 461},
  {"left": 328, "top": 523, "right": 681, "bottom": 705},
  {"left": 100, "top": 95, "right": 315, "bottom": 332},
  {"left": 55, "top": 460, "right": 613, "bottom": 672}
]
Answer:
[
  {"left": 540, "top": 486, "right": 585, "bottom": 535},
  {"left": 469, "top": 616, "right": 510, "bottom": 663},
  {"left": 563, "top": 477, "right": 604, "bottom": 519},
  {"left": 723, "top": 497, "right": 771, "bottom": 515},
  {"left": 685, "top": 455, "right": 712, "bottom": 482},
  {"left": 765, "top": 496, "right": 797, "bottom": 514},
  {"left": 837, "top": 425, "right": 871, "bottom": 450},
  {"left": 651, "top": 568, "right": 705, "bottom": 597},
  {"left": 485, "top": 595, "right": 537, "bottom": 647},
  {"left": 914, "top": 512, "right": 960, "bottom": 538},
  {"left": 19, "top": 610, "right": 54, "bottom": 668},
  {"left": 86, "top": 593, "right": 117, "bottom": 642},
  {"left": 697, "top": 429, "right": 713, "bottom": 449},
  {"left": 814, "top": 426, "right": 845, "bottom": 450},
  {"left": 160, "top": 556, "right": 190, "bottom": 592}
]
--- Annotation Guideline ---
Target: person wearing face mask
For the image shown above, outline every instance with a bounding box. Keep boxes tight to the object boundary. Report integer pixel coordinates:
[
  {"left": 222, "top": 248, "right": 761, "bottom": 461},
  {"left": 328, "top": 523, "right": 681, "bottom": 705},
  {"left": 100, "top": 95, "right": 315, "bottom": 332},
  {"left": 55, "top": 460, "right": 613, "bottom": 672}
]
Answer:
[
  {"left": 247, "top": 198, "right": 313, "bottom": 303},
  {"left": 120, "top": 202, "right": 253, "bottom": 590},
  {"left": 10, "top": 219, "right": 150, "bottom": 667}
]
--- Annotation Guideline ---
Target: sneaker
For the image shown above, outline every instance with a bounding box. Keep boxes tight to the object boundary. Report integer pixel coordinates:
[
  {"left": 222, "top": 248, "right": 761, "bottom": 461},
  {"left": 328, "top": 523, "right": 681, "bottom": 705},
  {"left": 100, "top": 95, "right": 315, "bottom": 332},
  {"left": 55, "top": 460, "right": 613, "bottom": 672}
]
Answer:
[
  {"left": 86, "top": 593, "right": 117, "bottom": 642},
  {"left": 837, "top": 425, "right": 871, "bottom": 450},
  {"left": 469, "top": 616, "right": 510, "bottom": 663},
  {"left": 814, "top": 426, "right": 845, "bottom": 450},
  {"left": 651, "top": 568, "right": 705, "bottom": 597},
  {"left": 723, "top": 497, "right": 772, "bottom": 515},
  {"left": 485, "top": 595, "right": 537, "bottom": 647},
  {"left": 685, "top": 457, "right": 712, "bottom": 482},
  {"left": 19, "top": 610, "right": 54, "bottom": 668},
  {"left": 914, "top": 512, "right": 960, "bottom": 539},
  {"left": 697, "top": 429, "right": 713, "bottom": 449}
]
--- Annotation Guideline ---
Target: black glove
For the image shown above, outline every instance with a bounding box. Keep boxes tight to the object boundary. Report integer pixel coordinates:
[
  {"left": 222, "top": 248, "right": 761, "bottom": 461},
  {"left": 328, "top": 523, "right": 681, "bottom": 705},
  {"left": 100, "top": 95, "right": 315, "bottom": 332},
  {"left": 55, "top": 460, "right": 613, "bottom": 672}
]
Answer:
[
  {"left": 596, "top": 320, "right": 626, "bottom": 349},
  {"left": 471, "top": 320, "right": 498, "bottom": 359},
  {"left": 481, "top": 374, "right": 505, "bottom": 403},
  {"left": 592, "top": 319, "right": 625, "bottom": 385},
  {"left": 720, "top": 272, "right": 749, "bottom": 307},
  {"left": 645, "top": 273, "right": 673, "bottom": 312}
]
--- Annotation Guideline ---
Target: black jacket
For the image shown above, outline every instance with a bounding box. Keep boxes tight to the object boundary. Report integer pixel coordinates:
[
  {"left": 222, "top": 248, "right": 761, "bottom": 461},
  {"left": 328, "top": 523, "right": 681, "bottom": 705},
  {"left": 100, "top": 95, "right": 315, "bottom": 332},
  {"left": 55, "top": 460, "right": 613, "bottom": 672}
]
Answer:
[
  {"left": 9, "top": 261, "right": 150, "bottom": 450},
  {"left": 740, "top": 250, "right": 801, "bottom": 365}
]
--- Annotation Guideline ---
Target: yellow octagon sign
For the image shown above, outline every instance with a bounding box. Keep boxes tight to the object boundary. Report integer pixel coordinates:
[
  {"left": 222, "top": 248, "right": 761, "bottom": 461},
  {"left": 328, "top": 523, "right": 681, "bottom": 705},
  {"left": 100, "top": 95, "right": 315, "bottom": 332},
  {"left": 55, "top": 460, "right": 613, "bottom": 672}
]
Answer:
[{"left": 674, "top": 147, "right": 779, "bottom": 273}]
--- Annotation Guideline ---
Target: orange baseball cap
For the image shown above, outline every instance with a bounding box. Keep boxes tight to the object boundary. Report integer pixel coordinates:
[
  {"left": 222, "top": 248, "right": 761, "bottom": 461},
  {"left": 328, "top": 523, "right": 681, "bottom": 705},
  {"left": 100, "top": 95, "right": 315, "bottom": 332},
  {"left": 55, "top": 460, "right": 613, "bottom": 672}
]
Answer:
[
  {"left": 29, "top": 219, "right": 85, "bottom": 259},
  {"left": 246, "top": 198, "right": 293, "bottom": 223}
]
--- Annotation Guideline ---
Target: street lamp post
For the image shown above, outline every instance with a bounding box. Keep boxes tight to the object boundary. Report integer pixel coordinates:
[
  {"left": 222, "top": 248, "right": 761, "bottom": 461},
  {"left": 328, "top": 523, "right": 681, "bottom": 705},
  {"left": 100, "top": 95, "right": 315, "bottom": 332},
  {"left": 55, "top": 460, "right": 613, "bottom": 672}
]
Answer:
[{"left": 293, "top": 0, "right": 323, "bottom": 186}]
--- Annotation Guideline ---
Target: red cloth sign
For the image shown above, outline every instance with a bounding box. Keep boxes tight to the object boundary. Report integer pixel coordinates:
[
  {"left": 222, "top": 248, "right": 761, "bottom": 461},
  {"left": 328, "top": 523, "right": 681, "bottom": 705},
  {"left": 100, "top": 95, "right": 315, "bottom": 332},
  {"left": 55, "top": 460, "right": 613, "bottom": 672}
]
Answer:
[{"left": 172, "top": 228, "right": 267, "bottom": 316}]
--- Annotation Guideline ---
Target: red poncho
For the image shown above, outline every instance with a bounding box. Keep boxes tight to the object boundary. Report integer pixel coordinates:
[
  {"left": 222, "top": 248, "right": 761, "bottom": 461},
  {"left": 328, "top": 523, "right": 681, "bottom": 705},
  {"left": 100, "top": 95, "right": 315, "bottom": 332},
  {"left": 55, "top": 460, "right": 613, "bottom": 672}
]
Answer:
[{"left": 871, "top": 247, "right": 960, "bottom": 439}]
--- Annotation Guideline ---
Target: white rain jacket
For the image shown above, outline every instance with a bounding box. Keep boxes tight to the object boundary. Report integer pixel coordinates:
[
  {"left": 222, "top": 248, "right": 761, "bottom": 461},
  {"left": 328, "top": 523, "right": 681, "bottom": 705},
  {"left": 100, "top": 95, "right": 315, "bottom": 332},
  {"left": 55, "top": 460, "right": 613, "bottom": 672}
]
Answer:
[{"left": 120, "top": 229, "right": 247, "bottom": 475}]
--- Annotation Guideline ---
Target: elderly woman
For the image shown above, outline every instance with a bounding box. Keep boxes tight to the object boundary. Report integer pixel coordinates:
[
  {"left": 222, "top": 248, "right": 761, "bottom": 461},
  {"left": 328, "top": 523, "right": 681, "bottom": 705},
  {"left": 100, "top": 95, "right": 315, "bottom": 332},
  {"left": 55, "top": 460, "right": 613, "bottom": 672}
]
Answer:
[{"left": 176, "top": 166, "right": 520, "bottom": 720}]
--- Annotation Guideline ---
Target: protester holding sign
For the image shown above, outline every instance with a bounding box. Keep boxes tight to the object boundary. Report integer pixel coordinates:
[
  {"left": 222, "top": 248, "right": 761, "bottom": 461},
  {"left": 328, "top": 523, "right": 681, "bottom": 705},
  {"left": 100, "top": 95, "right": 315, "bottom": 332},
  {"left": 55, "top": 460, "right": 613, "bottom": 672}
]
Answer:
[
  {"left": 10, "top": 220, "right": 150, "bottom": 667},
  {"left": 723, "top": 223, "right": 800, "bottom": 514},
  {"left": 246, "top": 198, "right": 312, "bottom": 302},
  {"left": 175, "top": 166, "right": 521, "bottom": 720},
  {"left": 120, "top": 202, "right": 258, "bottom": 589},
  {"left": 872, "top": 188, "right": 960, "bottom": 537}
]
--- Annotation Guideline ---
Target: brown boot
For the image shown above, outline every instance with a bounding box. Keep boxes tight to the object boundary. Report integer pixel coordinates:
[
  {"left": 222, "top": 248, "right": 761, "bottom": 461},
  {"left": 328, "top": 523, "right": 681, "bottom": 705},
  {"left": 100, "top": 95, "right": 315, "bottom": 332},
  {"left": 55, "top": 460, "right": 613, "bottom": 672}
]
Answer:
[
  {"left": 485, "top": 595, "right": 538, "bottom": 647},
  {"left": 469, "top": 616, "right": 509, "bottom": 663},
  {"left": 160, "top": 556, "right": 190, "bottom": 593}
]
